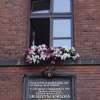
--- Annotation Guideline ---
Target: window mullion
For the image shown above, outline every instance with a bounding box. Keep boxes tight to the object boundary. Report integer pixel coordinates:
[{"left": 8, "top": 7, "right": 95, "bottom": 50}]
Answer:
[
  {"left": 30, "top": 13, "right": 50, "bottom": 18},
  {"left": 50, "top": 0, "right": 53, "bottom": 47},
  {"left": 53, "top": 37, "right": 71, "bottom": 39},
  {"left": 51, "top": 14, "right": 72, "bottom": 18},
  {"left": 50, "top": 17, "right": 53, "bottom": 47},
  {"left": 69, "top": 18, "right": 73, "bottom": 47},
  {"left": 50, "top": 0, "right": 53, "bottom": 13}
]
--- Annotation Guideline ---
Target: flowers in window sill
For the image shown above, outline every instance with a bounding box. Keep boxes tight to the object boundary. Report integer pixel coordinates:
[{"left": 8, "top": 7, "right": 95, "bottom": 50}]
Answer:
[{"left": 24, "top": 44, "right": 80, "bottom": 65}]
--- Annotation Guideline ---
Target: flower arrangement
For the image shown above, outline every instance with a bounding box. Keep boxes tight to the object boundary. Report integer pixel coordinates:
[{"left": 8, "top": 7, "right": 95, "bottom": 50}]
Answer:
[{"left": 24, "top": 44, "right": 80, "bottom": 65}]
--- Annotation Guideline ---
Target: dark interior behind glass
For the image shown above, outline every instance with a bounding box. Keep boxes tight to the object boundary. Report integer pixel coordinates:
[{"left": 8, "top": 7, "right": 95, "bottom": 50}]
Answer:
[
  {"left": 31, "top": 0, "right": 50, "bottom": 13},
  {"left": 30, "top": 18, "right": 50, "bottom": 46}
]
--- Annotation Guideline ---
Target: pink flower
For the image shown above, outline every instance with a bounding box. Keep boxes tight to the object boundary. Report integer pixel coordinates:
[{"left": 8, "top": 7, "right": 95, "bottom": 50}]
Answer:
[{"left": 24, "top": 44, "right": 80, "bottom": 64}]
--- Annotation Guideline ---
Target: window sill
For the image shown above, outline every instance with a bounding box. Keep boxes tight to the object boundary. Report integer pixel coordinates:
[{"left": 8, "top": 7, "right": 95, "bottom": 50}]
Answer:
[{"left": 0, "top": 58, "right": 100, "bottom": 67}]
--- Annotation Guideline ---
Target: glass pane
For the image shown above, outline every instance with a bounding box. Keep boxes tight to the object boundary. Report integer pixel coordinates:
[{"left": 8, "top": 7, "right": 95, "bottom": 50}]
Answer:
[
  {"left": 53, "top": 19, "right": 71, "bottom": 37},
  {"left": 53, "top": 39, "right": 71, "bottom": 48},
  {"left": 31, "top": 0, "right": 50, "bottom": 13},
  {"left": 53, "top": 0, "right": 71, "bottom": 13},
  {"left": 31, "top": 18, "right": 50, "bottom": 46}
]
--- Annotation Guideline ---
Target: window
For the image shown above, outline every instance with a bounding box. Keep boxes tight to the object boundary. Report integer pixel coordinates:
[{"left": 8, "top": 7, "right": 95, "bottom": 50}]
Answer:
[
  {"left": 53, "top": 0, "right": 71, "bottom": 13},
  {"left": 30, "top": 0, "right": 72, "bottom": 48},
  {"left": 31, "top": 0, "right": 50, "bottom": 13}
]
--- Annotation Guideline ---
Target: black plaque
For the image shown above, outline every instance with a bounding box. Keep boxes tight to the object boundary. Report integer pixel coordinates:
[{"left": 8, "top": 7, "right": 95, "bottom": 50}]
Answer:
[{"left": 24, "top": 75, "right": 74, "bottom": 100}]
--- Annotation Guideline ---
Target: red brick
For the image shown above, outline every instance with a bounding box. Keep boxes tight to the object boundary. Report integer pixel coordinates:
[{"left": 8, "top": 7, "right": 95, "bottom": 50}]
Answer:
[
  {"left": 74, "top": 0, "right": 100, "bottom": 58},
  {"left": 0, "top": 66, "right": 100, "bottom": 100},
  {"left": 0, "top": 0, "right": 28, "bottom": 59}
]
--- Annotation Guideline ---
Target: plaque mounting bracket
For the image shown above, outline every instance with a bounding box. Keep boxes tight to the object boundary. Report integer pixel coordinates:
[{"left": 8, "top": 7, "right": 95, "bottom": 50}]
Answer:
[{"left": 42, "top": 66, "right": 56, "bottom": 78}]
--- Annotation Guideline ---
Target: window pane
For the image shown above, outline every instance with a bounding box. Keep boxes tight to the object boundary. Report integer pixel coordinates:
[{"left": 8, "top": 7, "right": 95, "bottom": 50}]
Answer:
[
  {"left": 31, "top": 0, "right": 50, "bottom": 13},
  {"left": 53, "top": 19, "right": 71, "bottom": 37},
  {"left": 30, "top": 18, "right": 50, "bottom": 46},
  {"left": 53, "top": 39, "right": 71, "bottom": 48},
  {"left": 53, "top": 0, "right": 71, "bottom": 13}
]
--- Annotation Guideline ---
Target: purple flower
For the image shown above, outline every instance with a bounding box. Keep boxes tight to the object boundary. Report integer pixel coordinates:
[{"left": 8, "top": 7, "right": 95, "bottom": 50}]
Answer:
[{"left": 24, "top": 44, "right": 80, "bottom": 64}]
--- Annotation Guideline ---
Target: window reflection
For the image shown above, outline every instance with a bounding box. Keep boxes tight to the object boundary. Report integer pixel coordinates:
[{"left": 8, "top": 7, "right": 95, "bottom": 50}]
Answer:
[
  {"left": 53, "top": 0, "right": 71, "bottom": 13},
  {"left": 53, "top": 19, "right": 71, "bottom": 37},
  {"left": 31, "top": 0, "right": 50, "bottom": 13},
  {"left": 53, "top": 39, "right": 71, "bottom": 48}
]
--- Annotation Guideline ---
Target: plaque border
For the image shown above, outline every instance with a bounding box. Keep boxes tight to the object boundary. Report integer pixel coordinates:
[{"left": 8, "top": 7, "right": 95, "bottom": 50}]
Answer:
[{"left": 23, "top": 73, "right": 75, "bottom": 100}]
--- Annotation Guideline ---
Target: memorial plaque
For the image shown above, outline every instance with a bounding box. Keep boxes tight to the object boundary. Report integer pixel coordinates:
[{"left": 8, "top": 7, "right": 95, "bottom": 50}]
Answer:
[{"left": 24, "top": 75, "right": 74, "bottom": 100}]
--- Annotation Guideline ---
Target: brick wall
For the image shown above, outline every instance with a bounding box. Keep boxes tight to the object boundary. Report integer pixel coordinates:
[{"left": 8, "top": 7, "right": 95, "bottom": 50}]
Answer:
[
  {"left": 74, "top": 0, "right": 100, "bottom": 59},
  {"left": 0, "top": 0, "right": 28, "bottom": 60},
  {"left": 0, "top": 66, "right": 100, "bottom": 100}
]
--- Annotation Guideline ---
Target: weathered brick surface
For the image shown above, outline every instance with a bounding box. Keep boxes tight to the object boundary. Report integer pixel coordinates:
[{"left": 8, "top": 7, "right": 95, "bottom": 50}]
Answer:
[
  {"left": 0, "top": 66, "right": 100, "bottom": 100},
  {"left": 0, "top": 73, "right": 23, "bottom": 100},
  {"left": 0, "top": 0, "right": 28, "bottom": 59},
  {"left": 74, "top": 0, "right": 100, "bottom": 59}
]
